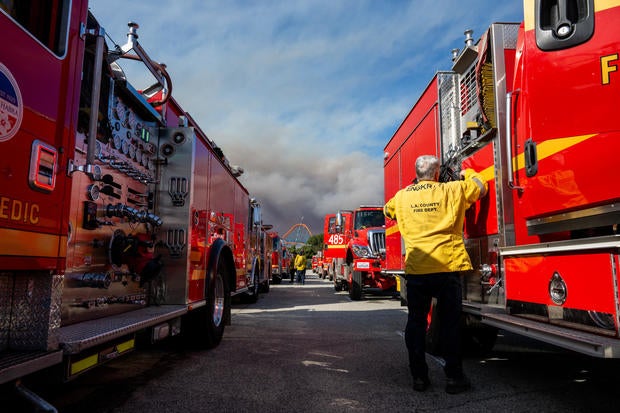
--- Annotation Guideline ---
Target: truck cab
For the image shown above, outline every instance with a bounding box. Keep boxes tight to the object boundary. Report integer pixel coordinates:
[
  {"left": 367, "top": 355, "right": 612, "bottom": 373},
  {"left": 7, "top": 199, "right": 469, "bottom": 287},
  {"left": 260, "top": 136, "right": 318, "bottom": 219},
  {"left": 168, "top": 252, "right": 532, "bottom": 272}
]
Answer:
[{"left": 334, "top": 206, "right": 396, "bottom": 300}]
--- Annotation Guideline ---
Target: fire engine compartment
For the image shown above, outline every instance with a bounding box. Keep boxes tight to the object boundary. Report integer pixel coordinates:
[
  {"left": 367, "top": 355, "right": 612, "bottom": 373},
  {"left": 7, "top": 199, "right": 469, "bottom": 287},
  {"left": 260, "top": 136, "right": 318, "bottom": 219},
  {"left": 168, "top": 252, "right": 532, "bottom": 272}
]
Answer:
[
  {"left": 384, "top": 12, "right": 620, "bottom": 357},
  {"left": 1, "top": 5, "right": 267, "bottom": 390},
  {"left": 63, "top": 32, "right": 165, "bottom": 326}
]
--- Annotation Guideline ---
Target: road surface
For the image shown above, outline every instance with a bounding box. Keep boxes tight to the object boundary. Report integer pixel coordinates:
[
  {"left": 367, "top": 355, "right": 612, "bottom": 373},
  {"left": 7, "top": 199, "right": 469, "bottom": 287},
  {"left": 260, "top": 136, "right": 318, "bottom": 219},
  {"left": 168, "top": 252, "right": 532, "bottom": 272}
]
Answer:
[{"left": 5, "top": 273, "right": 620, "bottom": 412}]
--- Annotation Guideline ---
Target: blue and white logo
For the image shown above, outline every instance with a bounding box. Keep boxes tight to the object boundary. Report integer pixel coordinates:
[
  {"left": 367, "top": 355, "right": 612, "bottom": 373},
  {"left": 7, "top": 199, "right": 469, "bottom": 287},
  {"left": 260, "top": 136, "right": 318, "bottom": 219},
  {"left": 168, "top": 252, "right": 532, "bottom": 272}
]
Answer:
[{"left": 0, "top": 63, "right": 23, "bottom": 142}]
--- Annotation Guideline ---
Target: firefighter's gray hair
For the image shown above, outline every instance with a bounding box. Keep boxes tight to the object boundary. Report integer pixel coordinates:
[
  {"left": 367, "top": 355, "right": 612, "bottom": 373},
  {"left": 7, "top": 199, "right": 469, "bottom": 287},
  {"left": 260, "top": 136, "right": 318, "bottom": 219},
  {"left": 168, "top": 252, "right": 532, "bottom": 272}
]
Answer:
[{"left": 415, "top": 155, "right": 440, "bottom": 181}]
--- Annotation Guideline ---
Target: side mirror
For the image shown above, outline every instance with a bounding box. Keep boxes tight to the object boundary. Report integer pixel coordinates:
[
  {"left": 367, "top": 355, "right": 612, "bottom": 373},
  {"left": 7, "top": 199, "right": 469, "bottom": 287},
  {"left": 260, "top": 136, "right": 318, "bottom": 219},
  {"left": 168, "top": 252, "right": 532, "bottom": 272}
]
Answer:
[{"left": 336, "top": 212, "right": 343, "bottom": 232}]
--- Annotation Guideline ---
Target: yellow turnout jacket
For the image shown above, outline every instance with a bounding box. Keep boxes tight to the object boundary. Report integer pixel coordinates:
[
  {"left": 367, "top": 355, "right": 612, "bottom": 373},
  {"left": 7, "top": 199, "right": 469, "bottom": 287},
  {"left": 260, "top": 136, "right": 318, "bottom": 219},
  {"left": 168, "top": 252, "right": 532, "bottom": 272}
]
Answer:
[
  {"left": 383, "top": 169, "right": 487, "bottom": 275},
  {"left": 294, "top": 254, "right": 307, "bottom": 271}
]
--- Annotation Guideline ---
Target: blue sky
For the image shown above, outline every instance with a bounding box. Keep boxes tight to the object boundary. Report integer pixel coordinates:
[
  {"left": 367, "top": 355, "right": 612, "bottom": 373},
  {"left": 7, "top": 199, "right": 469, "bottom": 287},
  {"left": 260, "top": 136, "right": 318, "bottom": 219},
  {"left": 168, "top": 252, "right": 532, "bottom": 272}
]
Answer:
[{"left": 89, "top": 0, "right": 523, "bottom": 235}]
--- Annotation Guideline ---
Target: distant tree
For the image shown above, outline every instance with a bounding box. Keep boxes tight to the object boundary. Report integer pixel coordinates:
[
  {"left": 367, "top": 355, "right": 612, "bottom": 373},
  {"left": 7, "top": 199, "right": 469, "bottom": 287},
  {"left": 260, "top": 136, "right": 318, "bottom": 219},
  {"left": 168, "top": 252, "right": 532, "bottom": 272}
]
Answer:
[
  {"left": 287, "top": 234, "right": 325, "bottom": 258},
  {"left": 307, "top": 234, "right": 323, "bottom": 250}
]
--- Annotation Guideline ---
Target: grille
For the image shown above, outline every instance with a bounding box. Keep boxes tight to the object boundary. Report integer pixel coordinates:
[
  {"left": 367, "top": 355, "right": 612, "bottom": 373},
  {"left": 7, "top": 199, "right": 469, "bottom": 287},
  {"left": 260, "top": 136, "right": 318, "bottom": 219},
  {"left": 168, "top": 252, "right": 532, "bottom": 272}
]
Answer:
[
  {"left": 438, "top": 72, "right": 460, "bottom": 156},
  {"left": 367, "top": 229, "right": 385, "bottom": 256},
  {"left": 459, "top": 65, "right": 478, "bottom": 115}
]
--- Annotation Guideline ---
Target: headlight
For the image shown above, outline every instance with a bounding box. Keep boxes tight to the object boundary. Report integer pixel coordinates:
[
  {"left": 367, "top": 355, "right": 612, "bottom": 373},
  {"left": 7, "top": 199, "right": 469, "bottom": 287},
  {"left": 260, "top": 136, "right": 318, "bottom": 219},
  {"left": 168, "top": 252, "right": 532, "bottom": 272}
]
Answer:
[{"left": 351, "top": 244, "right": 372, "bottom": 258}]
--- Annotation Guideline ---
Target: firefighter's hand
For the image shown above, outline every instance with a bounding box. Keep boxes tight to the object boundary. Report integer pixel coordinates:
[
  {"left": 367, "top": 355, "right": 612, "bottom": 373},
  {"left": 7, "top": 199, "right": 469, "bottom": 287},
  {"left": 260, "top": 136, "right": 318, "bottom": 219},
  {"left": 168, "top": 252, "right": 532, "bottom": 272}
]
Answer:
[{"left": 459, "top": 170, "right": 466, "bottom": 180}]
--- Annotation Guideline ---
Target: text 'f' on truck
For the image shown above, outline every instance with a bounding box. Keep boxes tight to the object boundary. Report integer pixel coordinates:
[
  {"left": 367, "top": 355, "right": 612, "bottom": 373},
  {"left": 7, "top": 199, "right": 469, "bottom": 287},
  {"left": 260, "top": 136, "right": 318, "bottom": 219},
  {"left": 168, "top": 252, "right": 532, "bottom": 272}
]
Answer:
[{"left": 384, "top": 0, "right": 620, "bottom": 357}]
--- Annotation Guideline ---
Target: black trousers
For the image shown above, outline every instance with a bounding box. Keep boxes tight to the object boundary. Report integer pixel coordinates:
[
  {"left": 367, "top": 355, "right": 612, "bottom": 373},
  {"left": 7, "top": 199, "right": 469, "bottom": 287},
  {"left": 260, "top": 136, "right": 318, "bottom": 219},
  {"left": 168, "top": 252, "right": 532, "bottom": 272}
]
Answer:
[{"left": 405, "top": 272, "right": 463, "bottom": 380}]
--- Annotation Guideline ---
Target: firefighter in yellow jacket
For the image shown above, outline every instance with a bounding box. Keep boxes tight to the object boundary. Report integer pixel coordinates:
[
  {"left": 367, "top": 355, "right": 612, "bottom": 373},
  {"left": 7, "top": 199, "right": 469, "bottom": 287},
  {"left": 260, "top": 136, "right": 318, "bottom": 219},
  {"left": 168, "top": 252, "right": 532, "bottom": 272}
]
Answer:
[
  {"left": 384, "top": 154, "right": 487, "bottom": 394},
  {"left": 294, "top": 253, "right": 307, "bottom": 285}
]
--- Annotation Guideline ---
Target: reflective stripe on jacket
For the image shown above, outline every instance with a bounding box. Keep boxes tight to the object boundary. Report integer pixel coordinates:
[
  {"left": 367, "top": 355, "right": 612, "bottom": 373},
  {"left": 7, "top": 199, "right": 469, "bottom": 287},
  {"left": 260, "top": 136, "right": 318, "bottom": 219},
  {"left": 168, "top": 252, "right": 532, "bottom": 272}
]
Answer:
[{"left": 383, "top": 169, "right": 487, "bottom": 275}]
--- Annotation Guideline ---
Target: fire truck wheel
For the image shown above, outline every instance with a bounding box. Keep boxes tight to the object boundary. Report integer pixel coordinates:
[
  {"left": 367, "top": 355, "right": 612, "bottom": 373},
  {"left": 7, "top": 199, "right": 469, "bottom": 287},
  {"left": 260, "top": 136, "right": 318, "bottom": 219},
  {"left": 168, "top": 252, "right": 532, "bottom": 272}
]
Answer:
[
  {"left": 334, "top": 277, "right": 345, "bottom": 291},
  {"left": 272, "top": 275, "right": 282, "bottom": 284},
  {"left": 242, "top": 271, "right": 260, "bottom": 303},
  {"left": 260, "top": 279, "right": 270, "bottom": 293},
  {"left": 183, "top": 259, "right": 229, "bottom": 349},
  {"left": 205, "top": 265, "right": 228, "bottom": 347},
  {"left": 462, "top": 324, "right": 498, "bottom": 356},
  {"left": 349, "top": 271, "right": 363, "bottom": 301},
  {"left": 260, "top": 262, "right": 271, "bottom": 293}
]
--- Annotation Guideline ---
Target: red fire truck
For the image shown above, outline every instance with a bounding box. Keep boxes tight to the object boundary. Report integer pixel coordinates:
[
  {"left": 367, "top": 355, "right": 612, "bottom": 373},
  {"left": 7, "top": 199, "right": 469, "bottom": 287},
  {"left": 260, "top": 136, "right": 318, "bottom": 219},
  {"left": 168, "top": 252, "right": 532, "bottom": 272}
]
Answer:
[
  {"left": 311, "top": 254, "right": 319, "bottom": 273},
  {"left": 313, "top": 251, "right": 326, "bottom": 278},
  {"left": 323, "top": 213, "right": 347, "bottom": 286},
  {"left": 0, "top": 0, "right": 270, "bottom": 402},
  {"left": 318, "top": 247, "right": 332, "bottom": 280},
  {"left": 384, "top": 0, "right": 620, "bottom": 356},
  {"left": 267, "top": 230, "right": 290, "bottom": 284},
  {"left": 323, "top": 207, "right": 396, "bottom": 300},
  {"left": 251, "top": 220, "right": 273, "bottom": 294}
]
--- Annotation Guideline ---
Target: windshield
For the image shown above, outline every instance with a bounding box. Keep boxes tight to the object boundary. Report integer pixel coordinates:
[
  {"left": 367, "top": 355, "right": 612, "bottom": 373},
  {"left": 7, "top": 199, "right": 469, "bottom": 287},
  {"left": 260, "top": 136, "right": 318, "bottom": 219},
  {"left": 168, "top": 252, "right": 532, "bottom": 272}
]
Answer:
[
  {"left": 328, "top": 216, "right": 346, "bottom": 233},
  {"left": 354, "top": 210, "right": 384, "bottom": 230},
  {"left": 1, "top": 0, "right": 71, "bottom": 56}
]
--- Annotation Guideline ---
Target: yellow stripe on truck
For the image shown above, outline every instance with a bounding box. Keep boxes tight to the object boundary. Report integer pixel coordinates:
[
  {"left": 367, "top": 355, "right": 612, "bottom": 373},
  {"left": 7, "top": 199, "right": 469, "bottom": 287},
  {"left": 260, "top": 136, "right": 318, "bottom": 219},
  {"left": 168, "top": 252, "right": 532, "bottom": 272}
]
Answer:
[
  {"left": 0, "top": 228, "right": 66, "bottom": 258},
  {"left": 386, "top": 225, "right": 400, "bottom": 237},
  {"left": 116, "top": 338, "right": 135, "bottom": 353},
  {"left": 70, "top": 354, "right": 98, "bottom": 376},
  {"left": 479, "top": 133, "right": 596, "bottom": 185},
  {"left": 385, "top": 134, "right": 597, "bottom": 237}
]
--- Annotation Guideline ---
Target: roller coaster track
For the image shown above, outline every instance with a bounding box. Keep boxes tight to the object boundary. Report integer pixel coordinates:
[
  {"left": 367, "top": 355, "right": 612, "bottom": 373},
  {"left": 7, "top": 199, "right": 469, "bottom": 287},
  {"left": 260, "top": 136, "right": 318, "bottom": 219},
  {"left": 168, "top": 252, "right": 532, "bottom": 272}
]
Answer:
[{"left": 282, "top": 223, "right": 313, "bottom": 244}]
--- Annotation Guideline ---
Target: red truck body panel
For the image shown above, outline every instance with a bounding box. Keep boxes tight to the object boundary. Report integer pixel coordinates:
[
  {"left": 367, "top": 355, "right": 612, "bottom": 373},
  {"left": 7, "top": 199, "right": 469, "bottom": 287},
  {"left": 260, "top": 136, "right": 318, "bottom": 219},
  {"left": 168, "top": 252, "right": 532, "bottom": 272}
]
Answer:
[
  {"left": 0, "top": 1, "right": 268, "bottom": 385},
  {"left": 384, "top": 75, "right": 441, "bottom": 272},
  {"left": 384, "top": 1, "right": 620, "bottom": 357}
]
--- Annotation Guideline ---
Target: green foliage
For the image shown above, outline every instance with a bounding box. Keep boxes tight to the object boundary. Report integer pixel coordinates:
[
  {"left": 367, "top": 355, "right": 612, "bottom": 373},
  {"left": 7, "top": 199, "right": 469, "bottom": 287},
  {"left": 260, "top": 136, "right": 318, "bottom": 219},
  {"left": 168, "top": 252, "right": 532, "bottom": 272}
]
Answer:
[
  {"left": 288, "top": 233, "right": 324, "bottom": 257},
  {"left": 307, "top": 234, "right": 323, "bottom": 248}
]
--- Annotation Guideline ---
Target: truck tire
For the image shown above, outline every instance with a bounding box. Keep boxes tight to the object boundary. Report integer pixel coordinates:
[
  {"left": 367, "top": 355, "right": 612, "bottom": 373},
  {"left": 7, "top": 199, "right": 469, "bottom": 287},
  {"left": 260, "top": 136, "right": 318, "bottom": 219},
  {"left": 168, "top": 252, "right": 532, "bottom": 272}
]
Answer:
[
  {"left": 242, "top": 258, "right": 261, "bottom": 303},
  {"left": 426, "top": 306, "right": 499, "bottom": 356},
  {"left": 462, "top": 321, "right": 498, "bottom": 355},
  {"left": 260, "top": 278, "right": 270, "bottom": 293},
  {"left": 184, "top": 258, "right": 229, "bottom": 349},
  {"left": 205, "top": 260, "right": 229, "bottom": 347},
  {"left": 260, "top": 261, "right": 271, "bottom": 293},
  {"left": 349, "top": 271, "right": 363, "bottom": 301},
  {"left": 243, "top": 271, "right": 260, "bottom": 303},
  {"left": 336, "top": 263, "right": 351, "bottom": 292}
]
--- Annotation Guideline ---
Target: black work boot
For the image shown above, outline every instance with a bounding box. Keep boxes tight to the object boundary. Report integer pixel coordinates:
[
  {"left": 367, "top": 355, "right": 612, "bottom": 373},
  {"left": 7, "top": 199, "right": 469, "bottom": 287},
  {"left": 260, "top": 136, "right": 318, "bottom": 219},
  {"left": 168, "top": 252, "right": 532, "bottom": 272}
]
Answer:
[
  {"left": 445, "top": 375, "right": 471, "bottom": 394},
  {"left": 413, "top": 377, "right": 430, "bottom": 392}
]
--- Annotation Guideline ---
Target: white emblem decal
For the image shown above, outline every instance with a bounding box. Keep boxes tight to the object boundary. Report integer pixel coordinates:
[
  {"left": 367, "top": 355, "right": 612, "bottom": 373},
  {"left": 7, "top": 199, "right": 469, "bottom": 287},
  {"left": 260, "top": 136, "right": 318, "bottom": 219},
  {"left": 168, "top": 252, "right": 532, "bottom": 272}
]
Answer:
[{"left": 0, "top": 63, "right": 23, "bottom": 142}]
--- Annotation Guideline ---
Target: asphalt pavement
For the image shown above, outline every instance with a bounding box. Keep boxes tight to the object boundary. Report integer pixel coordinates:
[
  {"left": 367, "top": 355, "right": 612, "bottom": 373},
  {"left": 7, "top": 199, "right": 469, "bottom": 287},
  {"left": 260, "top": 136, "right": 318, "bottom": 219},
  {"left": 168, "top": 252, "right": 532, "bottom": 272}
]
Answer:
[{"left": 7, "top": 273, "right": 620, "bottom": 412}]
